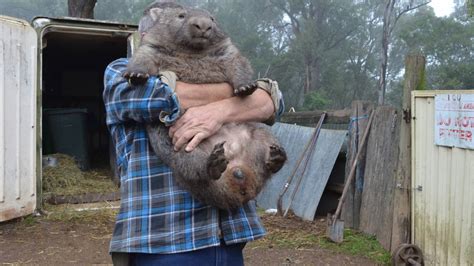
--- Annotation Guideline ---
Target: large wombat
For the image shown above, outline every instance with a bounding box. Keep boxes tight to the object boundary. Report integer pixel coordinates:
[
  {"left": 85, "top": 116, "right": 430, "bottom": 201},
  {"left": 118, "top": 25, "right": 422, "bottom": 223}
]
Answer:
[{"left": 125, "top": 2, "right": 286, "bottom": 209}]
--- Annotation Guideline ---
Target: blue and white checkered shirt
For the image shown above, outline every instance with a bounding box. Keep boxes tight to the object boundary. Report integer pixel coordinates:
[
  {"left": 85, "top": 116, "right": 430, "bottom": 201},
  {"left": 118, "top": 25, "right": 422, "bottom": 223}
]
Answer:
[{"left": 104, "top": 58, "right": 272, "bottom": 254}]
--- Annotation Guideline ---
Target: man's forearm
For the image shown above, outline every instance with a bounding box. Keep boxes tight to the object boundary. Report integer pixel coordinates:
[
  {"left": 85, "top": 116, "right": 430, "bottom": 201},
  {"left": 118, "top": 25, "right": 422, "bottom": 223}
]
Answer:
[
  {"left": 175, "top": 82, "right": 233, "bottom": 109},
  {"left": 168, "top": 89, "right": 275, "bottom": 151},
  {"left": 203, "top": 89, "right": 275, "bottom": 124}
]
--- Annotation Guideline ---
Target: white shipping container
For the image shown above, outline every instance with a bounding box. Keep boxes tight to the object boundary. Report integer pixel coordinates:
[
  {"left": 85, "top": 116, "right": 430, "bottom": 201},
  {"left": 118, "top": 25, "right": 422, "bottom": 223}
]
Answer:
[
  {"left": 412, "top": 90, "right": 474, "bottom": 265},
  {"left": 0, "top": 16, "right": 37, "bottom": 222},
  {"left": 0, "top": 15, "right": 136, "bottom": 222}
]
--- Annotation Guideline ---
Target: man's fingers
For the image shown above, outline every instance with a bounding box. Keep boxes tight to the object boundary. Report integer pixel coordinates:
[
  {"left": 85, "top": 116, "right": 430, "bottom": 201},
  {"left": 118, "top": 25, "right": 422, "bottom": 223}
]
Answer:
[
  {"left": 169, "top": 126, "right": 176, "bottom": 138},
  {"left": 169, "top": 114, "right": 190, "bottom": 138},
  {"left": 169, "top": 121, "right": 183, "bottom": 138},
  {"left": 173, "top": 131, "right": 195, "bottom": 151},
  {"left": 185, "top": 133, "right": 207, "bottom": 152}
]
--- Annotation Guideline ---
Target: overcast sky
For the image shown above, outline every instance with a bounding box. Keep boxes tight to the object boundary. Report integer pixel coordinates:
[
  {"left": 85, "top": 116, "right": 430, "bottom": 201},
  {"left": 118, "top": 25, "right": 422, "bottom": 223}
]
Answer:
[{"left": 429, "top": 0, "right": 455, "bottom": 17}]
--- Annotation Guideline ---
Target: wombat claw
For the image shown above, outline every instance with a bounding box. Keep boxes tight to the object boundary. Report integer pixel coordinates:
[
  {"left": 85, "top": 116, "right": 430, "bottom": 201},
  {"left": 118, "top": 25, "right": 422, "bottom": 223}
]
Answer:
[
  {"left": 123, "top": 72, "right": 150, "bottom": 85},
  {"left": 207, "top": 142, "right": 228, "bottom": 180},
  {"left": 266, "top": 145, "right": 287, "bottom": 173},
  {"left": 234, "top": 82, "right": 258, "bottom": 96}
]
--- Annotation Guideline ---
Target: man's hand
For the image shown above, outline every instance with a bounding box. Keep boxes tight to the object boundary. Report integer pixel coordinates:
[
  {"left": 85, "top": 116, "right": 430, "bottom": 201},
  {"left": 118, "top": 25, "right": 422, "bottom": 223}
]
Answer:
[
  {"left": 169, "top": 103, "right": 225, "bottom": 152},
  {"left": 169, "top": 87, "right": 276, "bottom": 152}
]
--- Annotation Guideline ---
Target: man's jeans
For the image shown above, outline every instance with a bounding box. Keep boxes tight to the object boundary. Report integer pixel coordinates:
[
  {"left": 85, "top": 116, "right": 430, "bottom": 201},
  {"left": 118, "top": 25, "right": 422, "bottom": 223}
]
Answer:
[{"left": 112, "top": 241, "right": 246, "bottom": 266}]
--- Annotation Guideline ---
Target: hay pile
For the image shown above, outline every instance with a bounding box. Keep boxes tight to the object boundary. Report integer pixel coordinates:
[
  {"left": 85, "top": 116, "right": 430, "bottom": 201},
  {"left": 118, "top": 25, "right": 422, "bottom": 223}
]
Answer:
[{"left": 43, "top": 154, "right": 118, "bottom": 196}]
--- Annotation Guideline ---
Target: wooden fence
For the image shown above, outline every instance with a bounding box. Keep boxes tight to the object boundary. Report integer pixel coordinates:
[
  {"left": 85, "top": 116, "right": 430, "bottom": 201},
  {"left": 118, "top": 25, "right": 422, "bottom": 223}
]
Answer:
[{"left": 281, "top": 56, "right": 425, "bottom": 254}]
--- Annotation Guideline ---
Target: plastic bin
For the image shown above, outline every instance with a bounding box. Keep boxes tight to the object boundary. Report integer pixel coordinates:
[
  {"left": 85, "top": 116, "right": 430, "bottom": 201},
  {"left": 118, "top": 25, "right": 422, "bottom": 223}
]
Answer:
[{"left": 43, "top": 108, "right": 90, "bottom": 170}]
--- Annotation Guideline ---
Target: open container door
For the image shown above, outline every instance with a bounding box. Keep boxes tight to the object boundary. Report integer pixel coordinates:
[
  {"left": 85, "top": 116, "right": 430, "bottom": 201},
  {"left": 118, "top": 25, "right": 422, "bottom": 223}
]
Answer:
[{"left": 0, "top": 16, "right": 38, "bottom": 222}]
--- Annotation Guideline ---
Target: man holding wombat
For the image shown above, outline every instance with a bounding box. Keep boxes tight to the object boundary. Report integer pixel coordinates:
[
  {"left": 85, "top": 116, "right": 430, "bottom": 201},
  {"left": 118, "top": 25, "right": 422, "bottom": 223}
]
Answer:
[{"left": 104, "top": 1, "right": 284, "bottom": 265}]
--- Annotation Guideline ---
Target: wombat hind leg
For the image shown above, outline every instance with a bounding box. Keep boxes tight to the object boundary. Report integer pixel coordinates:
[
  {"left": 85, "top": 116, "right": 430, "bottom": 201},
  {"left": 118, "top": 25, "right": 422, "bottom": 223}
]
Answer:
[
  {"left": 207, "top": 142, "right": 228, "bottom": 180},
  {"left": 234, "top": 82, "right": 258, "bottom": 96},
  {"left": 266, "top": 144, "right": 287, "bottom": 173}
]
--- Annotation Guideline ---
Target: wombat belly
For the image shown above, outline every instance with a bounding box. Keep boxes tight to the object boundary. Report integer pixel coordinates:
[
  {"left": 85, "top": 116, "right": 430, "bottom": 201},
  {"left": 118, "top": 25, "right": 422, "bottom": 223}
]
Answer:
[
  {"left": 200, "top": 123, "right": 267, "bottom": 168},
  {"left": 160, "top": 56, "right": 230, "bottom": 84}
]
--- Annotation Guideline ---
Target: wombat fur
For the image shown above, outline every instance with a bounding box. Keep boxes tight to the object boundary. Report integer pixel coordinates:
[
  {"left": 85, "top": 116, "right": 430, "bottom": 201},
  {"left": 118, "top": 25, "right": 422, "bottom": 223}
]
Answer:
[{"left": 125, "top": 2, "right": 286, "bottom": 209}]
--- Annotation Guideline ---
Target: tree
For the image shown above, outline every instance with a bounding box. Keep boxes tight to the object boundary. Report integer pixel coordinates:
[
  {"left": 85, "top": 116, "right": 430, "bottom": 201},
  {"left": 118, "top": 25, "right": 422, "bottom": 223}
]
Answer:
[
  {"left": 377, "top": 0, "right": 430, "bottom": 105},
  {"left": 68, "top": 0, "right": 97, "bottom": 19},
  {"left": 0, "top": 0, "right": 66, "bottom": 21},
  {"left": 396, "top": 7, "right": 474, "bottom": 90}
]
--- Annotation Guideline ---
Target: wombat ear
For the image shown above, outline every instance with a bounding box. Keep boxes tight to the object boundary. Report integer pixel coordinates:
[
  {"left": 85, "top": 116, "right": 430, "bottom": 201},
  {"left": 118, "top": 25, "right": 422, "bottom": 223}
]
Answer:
[{"left": 149, "top": 8, "right": 164, "bottom": 21}]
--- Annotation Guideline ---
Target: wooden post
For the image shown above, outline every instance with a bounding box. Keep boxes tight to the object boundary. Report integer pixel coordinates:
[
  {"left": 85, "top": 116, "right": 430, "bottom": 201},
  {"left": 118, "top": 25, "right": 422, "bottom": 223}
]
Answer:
[
  {"left": 390, "top": 54, "right": 425, "bottom": 252},
  {"left": 341, "top": 101, "right": 373, "bottom": 229}
]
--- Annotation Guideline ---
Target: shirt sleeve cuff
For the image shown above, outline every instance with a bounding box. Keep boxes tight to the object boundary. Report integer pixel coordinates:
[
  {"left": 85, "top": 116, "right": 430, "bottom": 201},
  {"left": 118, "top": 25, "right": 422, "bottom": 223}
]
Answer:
[
  {"left": 255, "top": 78, "right": 285, "bottom": 125},
  {"left": 150, "top": 77, "right": 181, "bottom": 126}
]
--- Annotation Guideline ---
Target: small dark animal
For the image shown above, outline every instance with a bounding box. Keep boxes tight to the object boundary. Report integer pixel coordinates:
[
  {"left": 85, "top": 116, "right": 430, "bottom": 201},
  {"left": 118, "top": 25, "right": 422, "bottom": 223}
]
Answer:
[{"left": 125, "top": 2, "right": 286, "bottom": 209}]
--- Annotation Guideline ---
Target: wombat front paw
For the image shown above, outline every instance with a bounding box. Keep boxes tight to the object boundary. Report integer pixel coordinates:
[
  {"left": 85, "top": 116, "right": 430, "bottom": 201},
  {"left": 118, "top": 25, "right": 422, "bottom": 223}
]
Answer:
[
  {"left": 123, "top": 71, "right": 150, "bottom": 85},
  {"left": 266, "top": 144, "right": 287, "bottom": 173},
  {"left": 234, "top": 82, "right": 258, "bottom": 96},
  {"left": 207, "top": 142, "right": 228, "bottom": 180}
]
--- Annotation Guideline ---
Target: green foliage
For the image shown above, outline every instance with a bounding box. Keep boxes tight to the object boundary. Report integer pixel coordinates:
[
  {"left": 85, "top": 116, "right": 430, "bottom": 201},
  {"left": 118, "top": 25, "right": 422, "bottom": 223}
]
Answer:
[
  {"left": 319, "top": 229, "right": 392, "bottom": 265},
  {"left": 0, "top": 0, "right": 66, "bottom": 21},
  {"left": 0, "top": 0, "right": 472, "bottom": 109},
  {"left": 396, "top": 8, "right": 474, "bottom": 91},
  {"left": 386, "top": 80, "right": 404, "bottom": 108},
  {"left": 302, "top": 91, "right": 331, "bottom": 111}
]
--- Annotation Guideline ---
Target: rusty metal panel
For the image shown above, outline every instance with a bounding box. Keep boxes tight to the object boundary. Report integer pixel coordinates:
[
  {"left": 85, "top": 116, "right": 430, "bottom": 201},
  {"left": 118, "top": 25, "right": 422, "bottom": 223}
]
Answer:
[
  {"left": 412, "top": 90, "right": 474, "bottom": 265},
  {"left": 0, "top": 16, "right": 37, "bottom": 222},
  {"left": 257, "top": 122, "right": 347, "bottom": 221}
]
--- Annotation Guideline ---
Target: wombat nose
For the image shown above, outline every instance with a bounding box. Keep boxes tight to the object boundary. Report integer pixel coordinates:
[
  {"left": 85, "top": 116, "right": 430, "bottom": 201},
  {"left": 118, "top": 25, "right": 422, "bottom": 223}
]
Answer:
[
  {"left": 193, "top": 23, "right": 212, "bottom": 32},
  {"left": 233, "top": 168, "right": 244, "bottom": 180},
  {"left": 191, "top": 18, "right": 212, "bottom": 33}
]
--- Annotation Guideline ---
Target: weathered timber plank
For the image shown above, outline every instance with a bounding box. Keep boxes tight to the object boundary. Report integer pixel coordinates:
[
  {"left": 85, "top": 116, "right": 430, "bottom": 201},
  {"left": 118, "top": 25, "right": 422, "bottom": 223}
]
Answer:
[
  {"left": 391, "top": 55, "right": 426, "bottom": 252},
  {"left": 280, "top": 109, "right": 351, "bottom": 126},
  {"left": 359, "top": 106, "right": 401, "bottom": 250},
  {"left": 341, "top": 101, "right": 373, "bottom": 229}
]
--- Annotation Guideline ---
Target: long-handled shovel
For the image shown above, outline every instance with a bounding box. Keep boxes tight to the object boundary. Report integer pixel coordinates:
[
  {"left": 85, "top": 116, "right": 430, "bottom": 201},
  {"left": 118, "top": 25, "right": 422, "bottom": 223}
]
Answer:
[
  {"left": 327, "top": 110, "right": 375, "bottom": 243},
  {"left": 277, "top": 112, "right": 326, "bottom": 216}
]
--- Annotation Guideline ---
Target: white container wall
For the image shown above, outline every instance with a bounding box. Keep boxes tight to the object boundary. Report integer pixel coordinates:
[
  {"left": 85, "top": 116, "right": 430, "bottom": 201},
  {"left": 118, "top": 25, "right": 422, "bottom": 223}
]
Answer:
[
  {"left": 0, "top": 16, "right": 37, "bottom": 222},
  {"left": 412, "top": 90, "right": 474, "bottom": 265}
]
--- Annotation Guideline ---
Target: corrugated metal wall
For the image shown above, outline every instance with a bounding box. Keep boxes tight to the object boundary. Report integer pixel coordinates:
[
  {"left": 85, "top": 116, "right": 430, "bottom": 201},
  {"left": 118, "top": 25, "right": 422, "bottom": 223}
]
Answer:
[
  {"left": 412, "top": 91, "right": 474, "bottom": 265},
  {"left": 257, "top": 123, "right": 347, "bottom": 220},
  {"left": 0, "top": 16, "right": 37, "bottom": 222}
]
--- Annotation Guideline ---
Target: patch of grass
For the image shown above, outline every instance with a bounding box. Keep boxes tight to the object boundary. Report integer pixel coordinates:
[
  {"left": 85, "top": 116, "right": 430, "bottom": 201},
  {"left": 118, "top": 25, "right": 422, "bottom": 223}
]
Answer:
[
  {"left": 43, "top": 203, "right": 118, "bottom": 232},
  {"left": 257, "top": 230, "right": 320, "bottom": 249},
  {"left": 13, "top": 214, "right": 39, "bottom": 229},
  {"left": 21, "top": 215, "right": 37, "bottom": 227},
  {"left": 256, "top": 207, "right": 267, "bottom": 216},
  {"left": 251, "top": 215, "right": 391, "bottom": 264},
  {"left": 319, "top": 229, "right": 391, "bottom": 265}
]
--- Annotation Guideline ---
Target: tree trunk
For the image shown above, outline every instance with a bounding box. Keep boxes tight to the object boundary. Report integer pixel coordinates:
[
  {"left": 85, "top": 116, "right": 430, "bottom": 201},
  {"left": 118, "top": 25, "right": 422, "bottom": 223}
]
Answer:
[
  {"left": 68, "top": 0, "right": 97, "bottom": 19},
  {"left": 378, "top": 0, "right": 395, "bottom": 105},
  {"left": 304, "top": 60, "right": 312, "bottom": 94}
]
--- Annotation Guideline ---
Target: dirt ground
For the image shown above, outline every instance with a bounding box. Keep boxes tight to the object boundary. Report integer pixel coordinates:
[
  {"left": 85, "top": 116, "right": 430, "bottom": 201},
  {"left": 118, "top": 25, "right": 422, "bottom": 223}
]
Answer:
[{"left": 0, "top": 203, "right": 386, "bottom": 265}]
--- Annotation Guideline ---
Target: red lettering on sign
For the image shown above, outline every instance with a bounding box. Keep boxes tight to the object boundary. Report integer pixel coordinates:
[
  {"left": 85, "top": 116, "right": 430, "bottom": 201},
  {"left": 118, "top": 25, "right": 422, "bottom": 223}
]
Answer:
[{"left": 463, "top": 103, "right": 474, "bottom": 110}]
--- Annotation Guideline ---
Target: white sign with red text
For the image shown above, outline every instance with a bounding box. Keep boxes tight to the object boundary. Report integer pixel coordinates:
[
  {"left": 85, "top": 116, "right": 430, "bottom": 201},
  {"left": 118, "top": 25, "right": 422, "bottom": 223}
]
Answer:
[{"left": 435, "top": 94, "right": 474, "bottom": 149}]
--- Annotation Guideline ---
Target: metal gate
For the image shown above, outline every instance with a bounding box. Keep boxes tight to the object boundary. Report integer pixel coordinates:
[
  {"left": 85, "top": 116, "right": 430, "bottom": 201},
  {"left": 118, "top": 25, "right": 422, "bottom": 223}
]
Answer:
[
  {"left": 412, "top": 90, "right": 474, "bottom": 265},
  {"left": 0, "top": 16, "right": 38, "bottom": 222}
]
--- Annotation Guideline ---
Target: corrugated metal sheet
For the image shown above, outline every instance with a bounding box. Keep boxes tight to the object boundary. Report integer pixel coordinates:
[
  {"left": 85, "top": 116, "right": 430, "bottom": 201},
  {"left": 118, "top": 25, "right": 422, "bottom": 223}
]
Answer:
[
  {"left": 0, "top": 16, "right": 37, "bottom": 222},
  {"left": 412, "top": 90, "right": 474, "bottom": 265},
  {"left": 257, "top": 122, "right": 347, "bottom": 221}
]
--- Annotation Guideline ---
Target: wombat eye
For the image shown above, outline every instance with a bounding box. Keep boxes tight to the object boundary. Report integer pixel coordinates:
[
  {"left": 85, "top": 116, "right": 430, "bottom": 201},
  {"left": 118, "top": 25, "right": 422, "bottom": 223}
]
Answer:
[
  {"left": 210, "top": 17, "right": 215, "bottom": 22},
  {"left": 178, "top": 13, "right": 186, "bottom": 19}
]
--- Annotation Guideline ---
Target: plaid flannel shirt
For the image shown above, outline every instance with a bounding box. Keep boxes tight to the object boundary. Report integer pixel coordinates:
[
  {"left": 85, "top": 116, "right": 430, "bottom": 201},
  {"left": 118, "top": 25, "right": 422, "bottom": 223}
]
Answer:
[{"left": 104, "top": 58, "right": 283, "bottom": 254}]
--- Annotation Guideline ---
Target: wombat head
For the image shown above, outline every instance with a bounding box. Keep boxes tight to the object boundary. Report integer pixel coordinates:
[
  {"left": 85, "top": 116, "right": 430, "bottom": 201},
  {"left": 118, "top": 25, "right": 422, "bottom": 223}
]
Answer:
[{"left": 143, "top": 4, "right": 228, "bottom": 51}]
